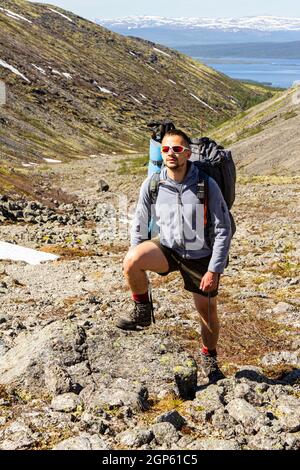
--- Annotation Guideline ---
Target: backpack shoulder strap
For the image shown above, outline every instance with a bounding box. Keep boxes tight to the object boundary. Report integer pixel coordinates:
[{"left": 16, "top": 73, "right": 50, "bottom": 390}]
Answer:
[
  {"left": 196, "top": 170, "right": 209, "bottom": 227},
  {"left": 149, "top": 172, "right": 161, "bottom": 204}
]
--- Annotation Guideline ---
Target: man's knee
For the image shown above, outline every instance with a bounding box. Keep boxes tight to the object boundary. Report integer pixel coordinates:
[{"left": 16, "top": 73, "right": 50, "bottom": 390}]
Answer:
[
  {"left": 194, "top": 294, "right": 217, "bottom": 315},
  {"left": 123, "top": 241, "right": 169, "bottom": 276},
  {"left": 123, "top": 247, "right": 143, "bottom": 275}
]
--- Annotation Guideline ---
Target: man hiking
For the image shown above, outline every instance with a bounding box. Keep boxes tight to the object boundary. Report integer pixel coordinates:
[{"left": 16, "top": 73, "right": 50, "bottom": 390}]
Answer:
[{"left": 116, "top": 129, "right": 232, "bottom": 383}]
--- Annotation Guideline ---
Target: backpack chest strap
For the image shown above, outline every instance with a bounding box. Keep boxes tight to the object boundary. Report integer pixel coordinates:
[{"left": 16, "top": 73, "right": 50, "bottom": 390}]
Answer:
[{"left": 149, "top": 173, "right": 161, "bottom": 204}]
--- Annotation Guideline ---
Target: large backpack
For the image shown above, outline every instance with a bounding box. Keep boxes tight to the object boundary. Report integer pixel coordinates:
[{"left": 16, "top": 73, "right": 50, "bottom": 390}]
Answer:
[
  {"left": 147, "top": 123, "right": 236, "bottom": 238},
  {"left": 147, "top": 121, "right": 175, "bottom": 176}
]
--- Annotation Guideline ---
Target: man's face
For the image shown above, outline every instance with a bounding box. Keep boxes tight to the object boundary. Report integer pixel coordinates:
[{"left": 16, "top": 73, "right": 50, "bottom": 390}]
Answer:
[{"left": 161, "top": 135, "right": 191, "bottom": 170}]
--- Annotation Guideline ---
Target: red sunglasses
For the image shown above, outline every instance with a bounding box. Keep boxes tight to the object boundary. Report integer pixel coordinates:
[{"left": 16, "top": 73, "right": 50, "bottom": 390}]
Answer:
[{"left": 161, "top": 145, "right": 190, "bottom": 154}]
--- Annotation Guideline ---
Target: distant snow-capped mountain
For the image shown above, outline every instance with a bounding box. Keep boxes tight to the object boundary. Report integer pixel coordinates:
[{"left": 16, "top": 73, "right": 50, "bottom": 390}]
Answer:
[
  {"left": 96, "top": 16, "right": 300, "bottom": 46},
  {"left": 96, "top": 16, "right": 300, "bottom": 31}
]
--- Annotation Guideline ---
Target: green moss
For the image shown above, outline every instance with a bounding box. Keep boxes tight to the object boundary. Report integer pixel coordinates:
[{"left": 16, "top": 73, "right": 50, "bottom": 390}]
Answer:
[
  {"left": 159, "top": 355, "right": 171, "bottom": 365},
  {"left": 282, "top": 110, "right": 298, "bottom": 120},
  {"left": 193, "top": 405, "right": 205, "bottom": 412},
  {"left": 237, "top": 175, "right": 300, "bottom": 185},
  {"left": 72, "top": 404, "right": 84, "bottom": 419},
  {"left": 0, "top": 167, "right": 10, "bottom": 176},
  {"left": 102, "top": 405, "right": 122, "bottom": 417},
  {"left": 117, "top": 154, "right": 149, "bottom": 175},
  {"left": 173, "top": 365, "right": 184, "bottom": 373},
  {"left": 237, "top": 125, "right": 265, "bottom": 140},
  {"left": 266, "top": 259, "right": 299, "bottom": 278},
  {"left": 253, "top": 276, "right": 267, "bottom": 285}
]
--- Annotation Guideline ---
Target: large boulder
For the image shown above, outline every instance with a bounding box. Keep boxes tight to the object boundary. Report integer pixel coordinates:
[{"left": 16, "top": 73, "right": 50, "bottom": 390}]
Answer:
[
  {"left": 0, "top": 318, "right": 198, "bottom": 405},
  {"left": 53, "top": 433, "right": 108, "bottom": 450},
  {"left": 0, "top": 321, "right": 90, "bottom": 394}
]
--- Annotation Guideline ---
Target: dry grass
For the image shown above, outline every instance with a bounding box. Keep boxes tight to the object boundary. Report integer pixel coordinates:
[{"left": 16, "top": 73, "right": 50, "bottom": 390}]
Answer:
[
  {"left": 261, "top": 364, "right": 297, "bottom": 380},
  {"left": 38, "top": 306, "right": 69, "bottom": 321},
  {"left": 162, "top": 324, "right": 200, "bottom": 358},
  {"left": 262, "top": 259, "right": 299, "bottom": 278},
  {"left": 31, "top": 427, "right": 76, "bottom": 451},
  {"left": 0, "top": 385, "right": 9, "bottom": 400},
  {"left": 99, "top": 242, "right": 129, "bottom": 255},
  {"left": 157, "top": 302, "right": 295, "bottom": 381},
  {"left": 139, "top": 393, "right": 186, "bottom": 426},
  {"left": 218, "top": 315, "right": 294, "bottom": 374},
  {"left": 63, "top": 295, "right": 85, "bottom": 307},
  {"left": 39, "top": 245, "right": 99, "bottom": 260}
]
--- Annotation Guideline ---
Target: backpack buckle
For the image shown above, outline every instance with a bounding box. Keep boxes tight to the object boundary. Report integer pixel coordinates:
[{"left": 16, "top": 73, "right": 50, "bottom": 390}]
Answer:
[{"left": 196, "top": 180, "right": 205, "bottom": 204}]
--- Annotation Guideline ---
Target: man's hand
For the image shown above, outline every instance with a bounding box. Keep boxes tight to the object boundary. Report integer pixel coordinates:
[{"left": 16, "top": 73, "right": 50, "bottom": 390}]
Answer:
[{"left": 200, "top": 271, "right": 219, "bottom": 292}]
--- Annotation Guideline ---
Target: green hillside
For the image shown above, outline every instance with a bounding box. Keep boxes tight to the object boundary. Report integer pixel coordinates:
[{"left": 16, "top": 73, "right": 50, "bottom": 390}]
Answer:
[{"left": 0, "top": 0, "right": 275, "bottom": 173}]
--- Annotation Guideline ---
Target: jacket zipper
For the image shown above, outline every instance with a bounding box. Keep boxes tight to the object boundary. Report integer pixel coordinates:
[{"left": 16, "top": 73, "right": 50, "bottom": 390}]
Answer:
[
  {"left": 177, "top": 186, "right": 186, "bottom": 258},
  {"left": 159, "top": 180, "right": 196, "bottom": 258}
]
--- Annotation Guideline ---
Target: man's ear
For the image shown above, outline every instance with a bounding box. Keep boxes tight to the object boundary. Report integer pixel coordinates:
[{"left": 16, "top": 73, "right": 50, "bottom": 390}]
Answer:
[{"left": 186, "top": 150, "right": 192, "bottom": 160}]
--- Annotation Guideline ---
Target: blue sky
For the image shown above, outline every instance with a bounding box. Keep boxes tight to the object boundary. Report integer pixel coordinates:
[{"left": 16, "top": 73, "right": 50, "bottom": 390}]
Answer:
[{"left": 29, "top": 1, "right": 300, "bottom": 19}]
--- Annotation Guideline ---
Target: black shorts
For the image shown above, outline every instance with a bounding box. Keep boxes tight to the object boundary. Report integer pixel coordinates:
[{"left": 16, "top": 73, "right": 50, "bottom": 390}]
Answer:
[{"left": 151, "top": 239, "right": 220, "bottom": 297}]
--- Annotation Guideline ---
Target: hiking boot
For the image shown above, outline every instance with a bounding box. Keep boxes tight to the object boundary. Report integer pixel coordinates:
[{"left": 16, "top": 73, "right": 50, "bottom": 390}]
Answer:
[
  {"left": 116, "top": 302, "right": 152, "bottom": 330},
  {"left": 200, "top": 352, "right": 225, "bottom": 384}
]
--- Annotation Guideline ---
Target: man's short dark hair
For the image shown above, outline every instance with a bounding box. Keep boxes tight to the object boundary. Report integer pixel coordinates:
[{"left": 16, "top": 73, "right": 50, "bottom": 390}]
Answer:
[{"left": 163, "top": 129, "right": 191, "bottom": 147}]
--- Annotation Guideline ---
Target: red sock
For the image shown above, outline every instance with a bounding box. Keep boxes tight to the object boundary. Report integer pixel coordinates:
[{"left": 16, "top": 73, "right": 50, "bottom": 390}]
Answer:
[
  {"left": 132, "top": 291, "right": 149, "bottom": 304},
  {"left": 202, "top": 346, "right": 217, "bottom": 357}
]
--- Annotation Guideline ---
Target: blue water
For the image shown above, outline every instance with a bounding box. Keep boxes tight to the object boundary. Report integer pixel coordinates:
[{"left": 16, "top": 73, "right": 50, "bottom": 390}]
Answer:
[{"left": 194, "top": 57, "right": 300, "bottom": 89}]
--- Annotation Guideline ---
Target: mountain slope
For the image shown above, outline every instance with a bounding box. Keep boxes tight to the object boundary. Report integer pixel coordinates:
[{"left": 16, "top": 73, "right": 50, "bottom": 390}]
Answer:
[
  {"left": 211, "top": 86, "right": 300, "bottom": 175},
  {"left": 0, "top": 0, "right": 274, "bottom": 171}
]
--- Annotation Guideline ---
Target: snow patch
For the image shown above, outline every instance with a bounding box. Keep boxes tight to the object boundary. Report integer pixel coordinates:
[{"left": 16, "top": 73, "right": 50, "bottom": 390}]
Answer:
[
  {"left": 0, "top": 7, "right": 32, "bottom": 23},
  {"left": 98, "top": 86, "right": 113, "bottom": 94},
  {"left": 43, "top": 158, "right": 62, "bottom": 163},
  {"left": 0, "top": 59, "right": 30, "bottom": 83},
  {"left": 130, "top": 95, "right": 143, "bottom": 105},
  {"left": 146, "top": 64, "right": 159, "bottom": 73},
  {"left": 48, "top": 8, "right": 73, "bottom": 23},
  {"left": 0, "top": 241, "right": 59, "bottom": 265},
  {"left": 22, "top": 162, "right": 38, "bottom": 167},
  {"left": 32, "top": 64, "right": 46, "bottom": 75},
  {"left": 153, "top": 47, "right": 171, "bottom": 58},
  {"left": 189, "top": 93, "right": 217, "bottom": 112},
  {"left": 97, "top": 15, "right": 300, "bottom": 32},
  {"left": 49, "top": 69, "right": 72, "bottom": 79}
]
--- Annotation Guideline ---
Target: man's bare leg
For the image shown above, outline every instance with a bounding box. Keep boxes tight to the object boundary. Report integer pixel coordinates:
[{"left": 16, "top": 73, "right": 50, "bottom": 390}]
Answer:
[
  {"left": 193, "top": 293, "right": 224, "bottom": 382},
  {"left": 193, "top": 293, "right": 219, "bottom": 350},
  {"left": 116, "top": 241, "right": 169, "bottom": 330},
  {"left": 123, "top": 241, "right": 169, "bottom": 294}
]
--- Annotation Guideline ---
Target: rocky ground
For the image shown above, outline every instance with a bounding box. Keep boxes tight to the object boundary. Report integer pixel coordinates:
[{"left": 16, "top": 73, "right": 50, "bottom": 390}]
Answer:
[{"left": 0, "top": 154, "right": 299, "bottom": 450}]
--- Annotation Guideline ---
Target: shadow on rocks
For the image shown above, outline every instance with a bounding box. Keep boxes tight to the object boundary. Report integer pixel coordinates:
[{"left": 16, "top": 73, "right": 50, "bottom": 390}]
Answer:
[{"left": 235, "top": 366, "right": 300, "bottom": 386}]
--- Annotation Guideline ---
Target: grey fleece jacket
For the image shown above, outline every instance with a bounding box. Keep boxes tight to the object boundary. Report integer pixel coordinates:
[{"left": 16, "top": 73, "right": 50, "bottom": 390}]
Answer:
[{"left": 130, "top": 161, "right": 232, "bottom": 273}]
